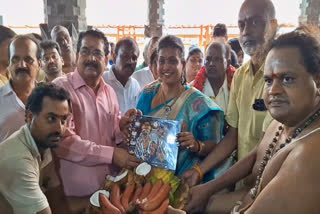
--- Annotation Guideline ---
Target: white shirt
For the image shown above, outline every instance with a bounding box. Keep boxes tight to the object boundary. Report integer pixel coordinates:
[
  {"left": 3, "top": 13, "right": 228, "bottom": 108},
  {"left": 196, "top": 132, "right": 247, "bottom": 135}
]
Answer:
[
  {"left": 132, "top": 67, "right": 154, "bottom": 89},
  {"left": 0, "top": 82, "right": 26, "bottom": 143},
  {"left": 203, "top": 76, "right": 229, "bottom": 113},
  {"left": 103, "top": 68, "right": 141, "bottom": 115}
]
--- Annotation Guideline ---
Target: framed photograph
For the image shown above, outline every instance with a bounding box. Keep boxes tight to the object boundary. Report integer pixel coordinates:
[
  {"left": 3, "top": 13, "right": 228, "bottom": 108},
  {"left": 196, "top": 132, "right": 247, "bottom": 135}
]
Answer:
[{"left": 129, "top": 115, "right": 181, "bottom": 171}]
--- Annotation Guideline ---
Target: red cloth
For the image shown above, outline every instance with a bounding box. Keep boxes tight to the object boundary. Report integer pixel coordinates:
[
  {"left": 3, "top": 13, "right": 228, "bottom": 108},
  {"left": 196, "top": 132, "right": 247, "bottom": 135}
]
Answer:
[
  {"left": 226, "top": 65, "right": 236, "bottom": 90},
  {"left": 193, "top": 65, "right": 236, "bottom": 91},
  {"left": 193, "top": 66, "right": 206, "bottom": 92}
]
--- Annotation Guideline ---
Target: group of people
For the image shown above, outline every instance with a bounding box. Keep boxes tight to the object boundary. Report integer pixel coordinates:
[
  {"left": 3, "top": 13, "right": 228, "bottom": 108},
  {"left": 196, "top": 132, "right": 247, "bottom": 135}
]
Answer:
[{"left": 1, "top": 0, "right": 320, "bottom": 213}]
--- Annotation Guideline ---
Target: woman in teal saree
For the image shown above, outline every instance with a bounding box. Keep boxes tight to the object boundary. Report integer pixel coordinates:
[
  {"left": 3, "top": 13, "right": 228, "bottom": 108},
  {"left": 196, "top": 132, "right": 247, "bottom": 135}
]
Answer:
[{"left": 137, "top": 35, "right": 229, "bottom": 182}]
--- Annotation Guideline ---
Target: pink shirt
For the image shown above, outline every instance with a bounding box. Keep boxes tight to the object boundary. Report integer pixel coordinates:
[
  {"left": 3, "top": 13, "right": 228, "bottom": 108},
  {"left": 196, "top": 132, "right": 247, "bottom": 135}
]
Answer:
[{"left": 53, "top": 71, "right": 122, "bottom": 197}]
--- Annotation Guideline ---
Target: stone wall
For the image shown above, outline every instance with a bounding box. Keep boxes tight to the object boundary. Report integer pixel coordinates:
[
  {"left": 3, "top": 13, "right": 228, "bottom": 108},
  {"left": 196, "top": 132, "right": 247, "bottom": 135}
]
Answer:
[
  {"left": 299, "top": 0, "right": 320, "bottom": 26},
  {"left": 144, "top": 0, "right": 166, "bottom": 38},
  {"left": 43, "top": 0, "right": 87, "bottom": 33}
]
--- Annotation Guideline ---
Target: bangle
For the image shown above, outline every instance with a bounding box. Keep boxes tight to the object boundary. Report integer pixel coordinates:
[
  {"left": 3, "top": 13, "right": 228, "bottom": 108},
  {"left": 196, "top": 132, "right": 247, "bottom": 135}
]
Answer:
[
  {"left": 192, "top": 165, "right": 204, "bottom": 181},
  {"left": 197, "top": 140, "right": 204, "bottom": 153}
]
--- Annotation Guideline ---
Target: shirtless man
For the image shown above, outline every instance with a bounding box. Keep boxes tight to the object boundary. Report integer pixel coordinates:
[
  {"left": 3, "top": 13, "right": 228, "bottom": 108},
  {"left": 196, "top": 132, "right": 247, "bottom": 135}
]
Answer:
[{"left": 186, "top": 27, "right": 320, "bottom": 214}]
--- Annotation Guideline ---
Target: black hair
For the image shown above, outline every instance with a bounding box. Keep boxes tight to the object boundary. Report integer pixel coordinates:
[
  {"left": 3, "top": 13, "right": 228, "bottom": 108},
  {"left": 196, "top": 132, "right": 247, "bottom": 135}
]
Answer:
[
  {"left": 109, "top": 42, "right": 115, "bottom": 53},
  {"left": 187, "top": 45, "right": 203, "bottom": 61},
  {"left": 26, "top": 82, "right": 70, "bottom": 114},
  {"left": 157, "top": 35, "right": 185, "bottom": 62},
  {"left": 40, "top": 40, "right": 62, "bottom": 56},
  {"left": 28, "top": 33, "right": 43, "bottom": 42},
  {"left": 0, "top": 25, "right": 16, "bottom": 45},
  {"left": 230, "top": 50, "right": 239, "bottom": 68},
  {"left": 271, "top": 26, "right": 320, "bottom": 75},
  {"left": 114, "top": 37, "right": 139, "bottom": 56},
  {"left": 77, "top": 29, "right": 109, "bottom": 56},
  {"left": 9, "top": 35, "right": 41, "bottom": 60},
  {"left": 213, "top": 23, "right": 227, "bottom": 38},
  {"left": 228, "top": 38, "right": 243, "bottom": 54}
]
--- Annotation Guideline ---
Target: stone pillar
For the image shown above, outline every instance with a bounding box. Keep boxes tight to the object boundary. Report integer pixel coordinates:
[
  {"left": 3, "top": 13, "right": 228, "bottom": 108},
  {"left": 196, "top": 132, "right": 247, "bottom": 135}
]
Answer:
[
  {"left": 299, "top": 0, "right": 320, "bottom": 26},
  {"left": 144, "top": 0, "right": 166, "bottom": 38},
  {"left": 43, "top": 0, "right": 87, "bottom": 33}
]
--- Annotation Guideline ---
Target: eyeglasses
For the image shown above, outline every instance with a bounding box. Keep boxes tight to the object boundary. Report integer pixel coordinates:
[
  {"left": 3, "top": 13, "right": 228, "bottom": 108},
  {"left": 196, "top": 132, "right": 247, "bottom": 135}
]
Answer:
[{"left": 79, "top": 48, "right": 104, "bottom": 59}]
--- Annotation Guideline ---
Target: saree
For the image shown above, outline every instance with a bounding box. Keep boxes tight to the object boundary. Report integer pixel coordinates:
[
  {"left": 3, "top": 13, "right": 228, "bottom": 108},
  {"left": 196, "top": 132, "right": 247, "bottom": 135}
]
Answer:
[{"left": 137, "top": 82, "right": 228, "bottom": 182}]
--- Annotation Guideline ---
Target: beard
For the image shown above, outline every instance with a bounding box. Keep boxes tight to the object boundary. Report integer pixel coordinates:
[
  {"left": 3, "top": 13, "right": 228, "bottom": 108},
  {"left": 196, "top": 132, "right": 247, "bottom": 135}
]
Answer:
[
  {"left": 35, "top": 133, "right": 63, "bottom": 149},
  {"left": 254, "top": 38, "right": 274, "bottom": 64},
  {"left": 253, "top": 29, "right": 277, "bottom": 64}
]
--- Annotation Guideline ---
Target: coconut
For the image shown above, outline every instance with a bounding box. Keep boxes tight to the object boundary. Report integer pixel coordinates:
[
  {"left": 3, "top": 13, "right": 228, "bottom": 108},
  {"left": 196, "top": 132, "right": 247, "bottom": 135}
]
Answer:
[
  {"left": 114, "top": 169, "right": 129, "bottom": 182},
  {"left": 89, "top": 190, "right": 110, "bottom": 207},
  {"left": 103, "top": 169, "right": 129, "bottom": 190},
  {"left": 134, "top": 162, "right": 152, "bottom": 184}
]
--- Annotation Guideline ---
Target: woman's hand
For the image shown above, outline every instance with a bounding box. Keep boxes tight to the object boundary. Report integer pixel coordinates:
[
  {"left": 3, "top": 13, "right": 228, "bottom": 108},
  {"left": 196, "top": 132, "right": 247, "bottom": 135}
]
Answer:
[
  {"left": 177, "top": 132, "right": 199, "bottom": 153},
  {"left": 181, "top": 168, "right": 201, "bottom": 187}
]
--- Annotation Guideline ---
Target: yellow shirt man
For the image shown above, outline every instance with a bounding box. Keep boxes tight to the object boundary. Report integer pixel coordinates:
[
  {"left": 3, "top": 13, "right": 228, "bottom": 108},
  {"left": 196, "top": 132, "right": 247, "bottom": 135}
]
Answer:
[{"left": 226, "top": 60, "right": 272, "bottom": 160}]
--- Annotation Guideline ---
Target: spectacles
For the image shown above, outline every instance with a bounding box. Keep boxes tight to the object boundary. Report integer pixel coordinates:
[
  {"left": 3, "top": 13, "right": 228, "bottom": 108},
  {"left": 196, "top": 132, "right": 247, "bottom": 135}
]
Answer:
[{"left": 79, "top": 48, "right": 104, "bottom": 59}]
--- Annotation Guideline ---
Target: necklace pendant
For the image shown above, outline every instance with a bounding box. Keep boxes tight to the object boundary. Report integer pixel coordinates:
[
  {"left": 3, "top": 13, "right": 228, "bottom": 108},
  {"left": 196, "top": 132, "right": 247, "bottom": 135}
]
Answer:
[
  {"left": 164, "top": 105, "right": 171, "bottom": 116},
  {"left": 250, "top": 188, "right": 257, "bottom": 199}
]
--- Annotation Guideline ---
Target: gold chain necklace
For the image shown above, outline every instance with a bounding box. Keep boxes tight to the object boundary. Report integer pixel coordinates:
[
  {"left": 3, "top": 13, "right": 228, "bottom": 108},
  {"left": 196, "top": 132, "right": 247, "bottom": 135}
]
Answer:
[{"left": 160, "top": 84, "right": 185, "bottom": 118}]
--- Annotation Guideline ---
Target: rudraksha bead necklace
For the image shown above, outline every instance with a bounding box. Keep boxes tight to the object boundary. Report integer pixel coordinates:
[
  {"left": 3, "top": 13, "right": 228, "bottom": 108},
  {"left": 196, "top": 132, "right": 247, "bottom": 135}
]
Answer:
[{"left": 250, "top": 109, "right": 320, "bottom": 199}]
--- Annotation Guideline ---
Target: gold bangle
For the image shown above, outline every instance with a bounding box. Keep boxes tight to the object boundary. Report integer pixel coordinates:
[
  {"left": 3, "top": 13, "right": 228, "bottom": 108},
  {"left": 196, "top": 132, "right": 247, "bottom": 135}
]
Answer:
[
  {"left": 192, "top": 165, "right": 203, "bottom": 181},
  {"left": 197, "top": 140, "right": 204, "bottom": 153}
]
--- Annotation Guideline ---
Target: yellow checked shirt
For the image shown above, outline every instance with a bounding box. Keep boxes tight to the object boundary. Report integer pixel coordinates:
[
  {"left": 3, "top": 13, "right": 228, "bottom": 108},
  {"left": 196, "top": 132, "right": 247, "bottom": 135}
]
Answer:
[{"left": 226, "top": 60, "right": 273, "bottom": 160}]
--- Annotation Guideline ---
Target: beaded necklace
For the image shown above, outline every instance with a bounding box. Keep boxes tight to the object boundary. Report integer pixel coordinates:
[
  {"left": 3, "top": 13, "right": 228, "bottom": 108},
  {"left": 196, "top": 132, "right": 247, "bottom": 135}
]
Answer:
[{"left": 250, "top": 109, "right": 320, "bottom": 199}]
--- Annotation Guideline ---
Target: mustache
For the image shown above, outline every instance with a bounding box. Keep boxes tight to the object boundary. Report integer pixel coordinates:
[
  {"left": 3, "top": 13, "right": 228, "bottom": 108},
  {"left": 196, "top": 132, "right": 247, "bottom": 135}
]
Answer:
[
  {"left": 48, "top": 132, "right": 63, "bottom": 139},
  {"left": 206, "top": 65, "right": 216, "bottom": 70},
  {"left": 15, "top": 68, "right": 30, "bottom": 75},
  {"left": 125, "top": 64, "right": 135, "bottom": 70},
  {"left": 84, "top": 61, "right": 99, "bottom": 69},
  {"left": 48, "top": 62, "right": 57, "bottom": 67}
]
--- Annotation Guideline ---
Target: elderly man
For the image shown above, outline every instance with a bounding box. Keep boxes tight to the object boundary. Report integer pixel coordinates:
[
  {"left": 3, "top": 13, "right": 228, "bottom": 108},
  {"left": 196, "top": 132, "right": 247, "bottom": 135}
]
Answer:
[
  {"left": 132, "top": 36, "right": 159, "bottom": 88},
  {"left": 0, "top": 35, "right": 41, "bottom": 142},
  {"left": 40, "top": 40, "right": 64, "bottom": 82},
  {"left": 53, "top": 29, "right": 141, "bottom": 212},
  {"left": 189, "top": 26, "right": 320, "bottom": 214},
  {"left": 103, "top": 37, "right": 141, "bottom": 115},
  {"left": 51, "top": 25, "right": 75, "bottom": 74},
  {"left": 193, "top": 42, "right": 231, "bottom": 113},
  {"left": 0, "top": 83, "right": 70, "bottom": 214},
  {"left": 184, "top": 0, "right": 277, "bottom": 212},
  {"left": 0, "top": 26, "right": 16, "bottom": 87}
]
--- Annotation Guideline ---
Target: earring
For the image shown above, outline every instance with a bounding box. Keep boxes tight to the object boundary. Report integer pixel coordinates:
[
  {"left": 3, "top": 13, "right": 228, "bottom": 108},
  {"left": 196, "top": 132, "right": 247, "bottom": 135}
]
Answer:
[{"left": 181, "top": 74, "right": 186, "bottom": 85}]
